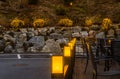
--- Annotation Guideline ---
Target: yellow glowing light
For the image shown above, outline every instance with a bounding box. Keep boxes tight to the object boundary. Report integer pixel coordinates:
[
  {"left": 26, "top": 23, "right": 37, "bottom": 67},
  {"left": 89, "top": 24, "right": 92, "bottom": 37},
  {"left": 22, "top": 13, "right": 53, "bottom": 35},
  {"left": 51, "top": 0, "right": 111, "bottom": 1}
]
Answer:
[
  {"left": 70, "top": 2, "right": 73, "bottom": 6},
  {"left": 70, "top": 41, "right": 75, "bottom": 47},
  {"left": 70, "top": 38, "right": 76, "bottom": 46},
  {"left": 64, "top": 65, "right": 68, "bottom": 76},
  {"left": 64, "top": 46, "right": 71, "bottom": 57},
  {"left": 73, "top": 38, "right": 76, "bottom": 43},
  {"left": 52, "top": 56, "right": 63, "bottom": 74},
  {"left": 68, "top": 42, "right": 73, "bottom": 50},
  {"left": 108, "top": 39, "right": 111, "bottom": 44}
]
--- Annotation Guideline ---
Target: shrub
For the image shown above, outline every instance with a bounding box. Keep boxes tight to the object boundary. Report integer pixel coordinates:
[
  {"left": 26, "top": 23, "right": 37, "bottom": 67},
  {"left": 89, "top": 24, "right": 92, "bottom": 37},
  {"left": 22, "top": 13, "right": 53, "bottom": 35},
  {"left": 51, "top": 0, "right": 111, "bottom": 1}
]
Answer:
[
  {"left": 33, "top": 19, "right": 47, "bottom": 28},
  {"left": 10, "top": 18, "right": 24, "bottom": 30},
  {"left": 102, "top": 18, "right": 112, "bottom": 31},
  {"left": 85, "top": 17, "right": 93, "bottom": 26},
  {"left": 58, "top": 18, "right": 73, "bottom": 27}
]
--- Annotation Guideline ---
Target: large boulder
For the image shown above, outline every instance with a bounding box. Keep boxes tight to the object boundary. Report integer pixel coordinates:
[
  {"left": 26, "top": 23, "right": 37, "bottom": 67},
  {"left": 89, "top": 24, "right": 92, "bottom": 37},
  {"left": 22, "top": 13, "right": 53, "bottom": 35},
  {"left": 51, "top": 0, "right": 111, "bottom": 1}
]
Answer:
[
  {"left": 3, "top": 34, "right": 15, "bottom": 44},
  {"left": 4, "top": 45, "right": 13, "bottom": 53},
  {"left": 56, "top": 38, "right": 68, "bottom": 47},
  {"left": 28, "top": 36, "right": 45, "bottom": 47},
  {"left": 41, "top": 39, "right": 62, "bottom": 54}
]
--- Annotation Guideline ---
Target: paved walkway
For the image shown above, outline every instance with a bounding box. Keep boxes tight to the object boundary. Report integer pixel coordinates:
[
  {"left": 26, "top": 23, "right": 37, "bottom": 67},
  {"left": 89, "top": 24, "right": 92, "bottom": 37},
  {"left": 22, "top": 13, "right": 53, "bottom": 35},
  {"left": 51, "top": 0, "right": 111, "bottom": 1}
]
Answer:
[{"left": 73, "top": 58, "right": 120, "bottom": 79}]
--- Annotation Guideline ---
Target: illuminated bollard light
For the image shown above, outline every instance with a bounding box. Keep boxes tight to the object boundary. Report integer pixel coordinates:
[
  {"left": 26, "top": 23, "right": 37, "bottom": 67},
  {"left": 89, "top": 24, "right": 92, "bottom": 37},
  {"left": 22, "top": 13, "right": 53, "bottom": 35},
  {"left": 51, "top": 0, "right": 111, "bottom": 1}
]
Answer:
[
  {"left": 64, "top": 46, "right": 71, "bottom": 57},
  {"left": 52, "top": 56, "right": 63, "bottom": 74},
  {"left": 71, "top": 38, "right": 76, "bottom": 45},
  {"left": 68, "top": 42, "right": 74, "bottom": 51}
]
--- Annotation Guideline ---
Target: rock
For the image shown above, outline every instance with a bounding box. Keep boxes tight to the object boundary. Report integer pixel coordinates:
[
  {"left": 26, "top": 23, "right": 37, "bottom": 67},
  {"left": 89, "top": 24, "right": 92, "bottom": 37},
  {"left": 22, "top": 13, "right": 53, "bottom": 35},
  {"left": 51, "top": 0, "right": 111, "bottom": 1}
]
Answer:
[
  {"left": 49, "top": 33, "right": 63, "bottom": 40},
  {"left": 54, "top": 29, "right": 62, "bottom": 34},
  {"left": 27, "top": 47, "right": 38, "bottom": 53},
  {"left": 15, "top": 42, "right": 23, "bottom": 48},
  {"left": 47, "top": 27, "right": 55, "bottom": 34},
  {"left": 56, "top": 38, "right": 68, "bottom": 47},
  {"left": 63, "top": 31, "right": 72, "bottom": 38},
  {"left": 0, "top": 40, "right": 5, "bottom": 51},
  {"left": 27, "top": 28, "right": 34, "bottom": 32},
  {"left": 37, "top": 28, "right": 48, "bottom": 36},
  {"left": 19, "top": 28, "right": 28, "bottom": 33},
  {"left": 4, "top": 45, "right": 13, "bottom": 53},
  {"left": 15, "top": 42, "right": 25, "bottom": 53},
  {"left": 71, "top": 26, "right": 81, "bottom": 33},
  {"left": 28, "top": 36, "right": 45, "bottom": 47},
  {"left": 40, "top": 45, "right": 51, "bottom": 53},
  {"left": 26, "top": 32, "right": 35, "bottom": 40},
  {"left": 13, "top": 32, "right": 21, "bottom": 41},
  {"left": 7, "top": 31, "right": 15, "bottom": 37},
  {"left": 41, "top": 39, "right": 62, "bottom": 54},
  {"left": 56, "top": 38, "right": 68, "bottom": 44},
  {"left": 23, "top": 41, "right": 33, "bottom": 51},
  {"left": 34, "top": 30, "right": 39, "bottom": 36},
  {"left": 49, "top": 27, "right": 55, "bottom": 32},
  {"left": 16, "top": 48, "right": 25, "bottom": 53},
  {"left": 72, "top": 32, "right": 81, "bottom": 38},
  {"left": 3, "top": 34, "right": 15, "bottom": 43},
  {"left": 18, "top": 33, "right": 27, "bottom": 42}
]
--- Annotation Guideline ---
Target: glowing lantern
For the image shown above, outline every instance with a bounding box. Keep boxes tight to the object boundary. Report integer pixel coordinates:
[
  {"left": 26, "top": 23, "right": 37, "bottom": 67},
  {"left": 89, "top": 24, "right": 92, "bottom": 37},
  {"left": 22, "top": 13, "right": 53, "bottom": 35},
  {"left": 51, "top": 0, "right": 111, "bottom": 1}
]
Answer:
[
  {"left": 68, "top": 42, "right": 73, "bottom": 50},
  {"left": 64, "top": 46, "right": 71, "bottom": 57},
  {"left": 52, "top": 56, "right": 63, "bottom": 74}
]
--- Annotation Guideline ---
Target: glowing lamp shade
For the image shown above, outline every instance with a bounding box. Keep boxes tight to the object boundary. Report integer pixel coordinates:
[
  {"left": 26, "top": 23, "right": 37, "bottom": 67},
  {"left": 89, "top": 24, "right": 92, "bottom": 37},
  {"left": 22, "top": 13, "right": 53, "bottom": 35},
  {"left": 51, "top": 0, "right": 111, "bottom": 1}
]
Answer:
[
  {"left": 64, "top": 46, "right": 71, "bottom": 57},
  {"left": 52, "top": 56, "right": 63, "bottom": 74}
]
